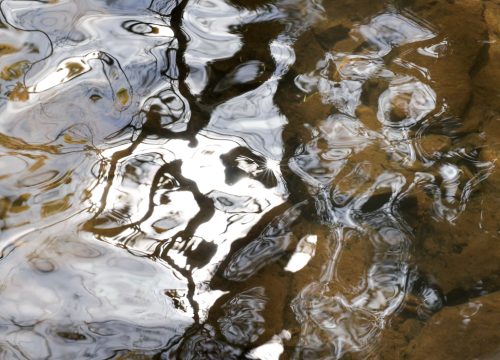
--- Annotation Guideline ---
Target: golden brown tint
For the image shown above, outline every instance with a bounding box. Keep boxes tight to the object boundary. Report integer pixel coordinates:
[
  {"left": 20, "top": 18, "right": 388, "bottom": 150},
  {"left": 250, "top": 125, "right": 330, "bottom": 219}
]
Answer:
[{"left": 0, "top": 0, "right": 498, "bottom": 358}]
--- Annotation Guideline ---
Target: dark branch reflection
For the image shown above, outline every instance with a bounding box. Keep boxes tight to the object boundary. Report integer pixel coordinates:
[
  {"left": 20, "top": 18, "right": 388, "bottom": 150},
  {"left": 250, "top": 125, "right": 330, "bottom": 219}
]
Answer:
[{"left": 0, "top": 0, "right": 497, "bottom": 359}]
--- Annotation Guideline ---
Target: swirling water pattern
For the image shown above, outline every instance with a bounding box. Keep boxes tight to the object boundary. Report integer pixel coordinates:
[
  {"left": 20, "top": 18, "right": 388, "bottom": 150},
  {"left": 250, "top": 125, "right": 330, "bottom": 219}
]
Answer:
[{"left": 0, "top": 0, "right": 497, "bottom": 359}]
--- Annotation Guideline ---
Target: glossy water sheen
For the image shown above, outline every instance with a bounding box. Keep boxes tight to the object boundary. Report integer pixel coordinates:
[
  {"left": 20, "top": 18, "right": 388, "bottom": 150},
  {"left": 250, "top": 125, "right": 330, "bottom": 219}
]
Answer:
[{"left": 0, "top": 0, "right": 499, "bottom": 359}]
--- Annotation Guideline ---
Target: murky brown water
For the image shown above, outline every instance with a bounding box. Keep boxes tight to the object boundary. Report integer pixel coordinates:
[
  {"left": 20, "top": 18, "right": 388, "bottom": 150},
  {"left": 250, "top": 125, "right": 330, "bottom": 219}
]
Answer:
[{"left": 0, "top": 0, "right": 499, "bottom": 359}]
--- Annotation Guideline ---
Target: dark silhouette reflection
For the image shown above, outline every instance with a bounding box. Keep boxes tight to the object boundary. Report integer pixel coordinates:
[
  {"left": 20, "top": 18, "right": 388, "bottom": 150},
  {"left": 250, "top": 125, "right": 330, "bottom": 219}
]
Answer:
[{"left": 0, "top": 0, "right": 496, "bottom": 359}]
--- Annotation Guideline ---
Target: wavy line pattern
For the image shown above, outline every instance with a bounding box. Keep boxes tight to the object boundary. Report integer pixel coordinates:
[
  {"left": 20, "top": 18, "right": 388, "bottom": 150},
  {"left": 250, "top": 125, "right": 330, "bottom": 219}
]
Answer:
[{"left": 0, "top": 0, "right": 496, "bottom": 359}]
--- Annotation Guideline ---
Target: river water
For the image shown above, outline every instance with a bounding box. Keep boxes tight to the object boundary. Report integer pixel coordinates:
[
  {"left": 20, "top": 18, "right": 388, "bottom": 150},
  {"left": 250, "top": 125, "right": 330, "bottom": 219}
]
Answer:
[{"left": 0, "top": 0, "right": 498, "bottom": 359}]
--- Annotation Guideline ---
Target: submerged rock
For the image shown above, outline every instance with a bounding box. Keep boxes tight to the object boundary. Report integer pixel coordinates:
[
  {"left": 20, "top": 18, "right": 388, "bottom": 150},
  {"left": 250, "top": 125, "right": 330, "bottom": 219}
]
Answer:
[
  {"left": 414, "top": 185, "right": 500, "bottom": 296},
  {"left": 405, "top": 0, "right": 487, "bottom": 120},
  {"left": 405, "top": 291, "right": 500, "bottom": 360}
]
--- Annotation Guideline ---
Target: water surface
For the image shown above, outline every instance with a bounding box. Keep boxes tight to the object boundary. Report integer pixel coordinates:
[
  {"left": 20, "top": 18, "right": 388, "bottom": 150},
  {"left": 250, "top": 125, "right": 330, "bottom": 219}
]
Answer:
[{"left": 0, "top": 0, "right": 499, "bottom": 358}]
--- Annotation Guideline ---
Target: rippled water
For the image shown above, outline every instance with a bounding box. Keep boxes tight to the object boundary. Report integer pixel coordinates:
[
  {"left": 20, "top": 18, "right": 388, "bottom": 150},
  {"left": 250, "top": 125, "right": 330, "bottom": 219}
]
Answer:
[{"left": 0, "top": 0, "right": 499, "bottom": 359}]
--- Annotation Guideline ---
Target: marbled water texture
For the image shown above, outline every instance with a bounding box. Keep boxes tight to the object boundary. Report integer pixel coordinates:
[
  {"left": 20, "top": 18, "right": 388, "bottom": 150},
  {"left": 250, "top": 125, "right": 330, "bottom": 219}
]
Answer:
[{"left": 0, "top": 0, "right": 498, "bottom": 359}]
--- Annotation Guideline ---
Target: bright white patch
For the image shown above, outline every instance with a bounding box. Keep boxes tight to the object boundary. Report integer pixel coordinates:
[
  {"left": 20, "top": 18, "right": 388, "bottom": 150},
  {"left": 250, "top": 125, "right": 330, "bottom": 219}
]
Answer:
[
  {"left": 265, "top": 158, "right": 281, "bottom": 174},
  {"left": 247, "top": 331, "right": 291, "bottom": 360},
  {"left": 284, "top": 235, "right": 317, "bottom": 273}
]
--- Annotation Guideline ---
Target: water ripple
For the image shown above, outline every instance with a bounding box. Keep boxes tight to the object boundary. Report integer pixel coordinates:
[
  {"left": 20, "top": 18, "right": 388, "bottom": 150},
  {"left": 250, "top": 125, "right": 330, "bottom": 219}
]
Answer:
[{"left": 0, "top": 0, "right": 496, "bottom": 359}]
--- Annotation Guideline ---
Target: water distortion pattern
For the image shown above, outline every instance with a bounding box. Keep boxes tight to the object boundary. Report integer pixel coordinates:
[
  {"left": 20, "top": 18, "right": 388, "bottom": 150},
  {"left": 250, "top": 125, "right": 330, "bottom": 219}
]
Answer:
[{"left": 0, "top": 0, "right": 496, "bottom": 359}]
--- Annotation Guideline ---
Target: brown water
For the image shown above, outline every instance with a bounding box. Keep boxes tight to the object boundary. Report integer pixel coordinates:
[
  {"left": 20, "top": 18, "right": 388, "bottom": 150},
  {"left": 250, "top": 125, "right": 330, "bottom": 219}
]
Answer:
[{"left": 0, "top": 0, "right": 499, "bottom": 359}]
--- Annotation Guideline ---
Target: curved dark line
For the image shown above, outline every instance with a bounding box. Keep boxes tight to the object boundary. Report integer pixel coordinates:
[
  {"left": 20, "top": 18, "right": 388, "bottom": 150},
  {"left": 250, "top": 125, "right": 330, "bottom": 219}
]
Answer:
[{"left": 0, "top": 0, "right": 54, "bottom": 88}]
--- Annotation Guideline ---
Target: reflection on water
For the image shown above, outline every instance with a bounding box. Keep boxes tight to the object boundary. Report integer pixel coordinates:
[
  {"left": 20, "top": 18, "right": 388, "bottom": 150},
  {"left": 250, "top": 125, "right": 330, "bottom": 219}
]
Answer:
[
  {"left": 0, "top": 222, "right": 192, "bottom": 358},
  {"left": 0, "top": 0, "right": 498, "bottom": 358}
]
